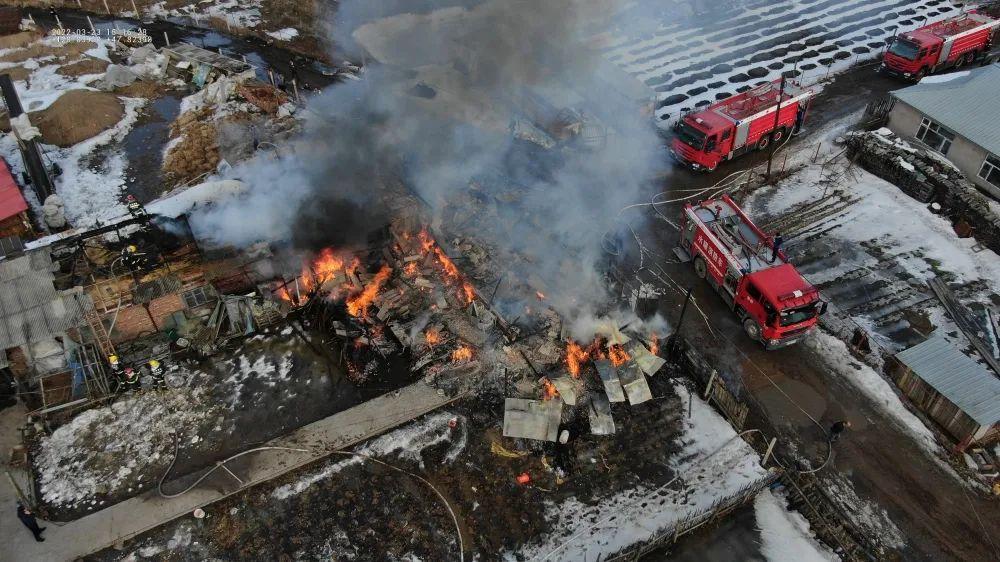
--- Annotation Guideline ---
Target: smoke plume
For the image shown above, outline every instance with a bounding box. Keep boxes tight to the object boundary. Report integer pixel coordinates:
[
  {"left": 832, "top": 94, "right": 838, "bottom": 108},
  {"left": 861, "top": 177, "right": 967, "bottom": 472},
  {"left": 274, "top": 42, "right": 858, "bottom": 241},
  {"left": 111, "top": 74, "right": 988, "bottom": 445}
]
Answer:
[{"left": 186, "top": 0, "right": 671, "bottom": 337}]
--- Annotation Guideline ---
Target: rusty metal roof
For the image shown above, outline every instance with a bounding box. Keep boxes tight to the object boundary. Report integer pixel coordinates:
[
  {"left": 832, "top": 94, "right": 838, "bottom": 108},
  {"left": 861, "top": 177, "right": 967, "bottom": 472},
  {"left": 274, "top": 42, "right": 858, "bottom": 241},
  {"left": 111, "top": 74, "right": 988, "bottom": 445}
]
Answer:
[{"left": 896, "top": 334, "right": 1000, "bottom": 426}]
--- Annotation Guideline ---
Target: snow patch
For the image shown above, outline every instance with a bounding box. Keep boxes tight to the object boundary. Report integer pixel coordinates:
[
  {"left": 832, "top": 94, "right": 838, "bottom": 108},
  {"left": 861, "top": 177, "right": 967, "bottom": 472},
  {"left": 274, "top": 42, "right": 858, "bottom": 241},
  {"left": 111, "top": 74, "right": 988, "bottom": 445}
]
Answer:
[
  {"left": 919, "top": 71, "right": 969, "bottom": 84},
  {"left": 266, "top": 28, "right": 299, "bottom": 41},
  {"left": 271, "top": 411, "right": 467, "bottom": 500},
  {"left": 517, "top": 384, "right": 770, "bottom": 560},
  {"left": 755, "top": 489, "right": 839, "bottom": 562}
]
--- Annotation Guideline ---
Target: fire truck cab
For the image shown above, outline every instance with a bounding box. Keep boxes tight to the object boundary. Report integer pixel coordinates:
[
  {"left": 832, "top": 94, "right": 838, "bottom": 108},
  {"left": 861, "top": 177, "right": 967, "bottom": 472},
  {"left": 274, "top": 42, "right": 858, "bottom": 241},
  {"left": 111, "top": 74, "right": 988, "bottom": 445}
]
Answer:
[
  {"left": 670, "top": 79, "right": 814, "bottom": 172},
  {"left": 882, "top": 10, "right": 1000, "bottom": 79},
  {"left": 678, "top": 195, "right": 826, "bottom": 349}
]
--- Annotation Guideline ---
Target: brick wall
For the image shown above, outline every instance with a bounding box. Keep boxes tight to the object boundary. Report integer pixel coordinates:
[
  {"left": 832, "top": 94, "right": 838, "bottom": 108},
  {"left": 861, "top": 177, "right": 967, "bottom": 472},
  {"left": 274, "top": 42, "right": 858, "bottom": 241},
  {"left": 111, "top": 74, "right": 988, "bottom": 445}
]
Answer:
[{"left": 110, "top": 293, "right": 185, "bottom": 342}]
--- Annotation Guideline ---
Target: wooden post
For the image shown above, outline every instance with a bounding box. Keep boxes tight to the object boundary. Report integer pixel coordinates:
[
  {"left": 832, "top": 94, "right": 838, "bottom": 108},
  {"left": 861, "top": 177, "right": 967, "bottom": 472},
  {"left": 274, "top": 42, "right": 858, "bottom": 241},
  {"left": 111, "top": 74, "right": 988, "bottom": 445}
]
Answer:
[
  {"left": 763, "top": 437, "right": 777, "bottom": 466},
  {"left": 812, "top": 142, "right": 822, "bottom": 163},
  {"left": 268, "top": 68, "right": 275, "bottom": 86},
  {"left": 292, "top": 78, "right": 300, "bottom": 103},
  {"left": 131, "top": 0, "right": 140, "bottom": 18},
  {"left": 55, "top": 15, "right": 63, "bottom": 30},
  {"left": 163, "top": 31, "right": 170, "bottom": 46},
  {"left": 103, "top": 0, "right": 111, "bottom": 15},
  {"left": 703, "top": 369, "right": 717, "bottom": 401},
  {"left": 87, "top": 15, "right": 96, "bottom": 34},
  {"left": 76, "top": 0, "right": 82, "bottom": 8}
]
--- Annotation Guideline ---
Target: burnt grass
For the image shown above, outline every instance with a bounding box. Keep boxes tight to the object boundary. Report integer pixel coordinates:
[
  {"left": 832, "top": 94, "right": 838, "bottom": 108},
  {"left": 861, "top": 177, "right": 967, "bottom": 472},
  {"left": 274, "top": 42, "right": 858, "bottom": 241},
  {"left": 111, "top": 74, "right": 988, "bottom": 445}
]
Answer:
[{"left": 86, "top": 376, "right": 689, "bottom": 560}]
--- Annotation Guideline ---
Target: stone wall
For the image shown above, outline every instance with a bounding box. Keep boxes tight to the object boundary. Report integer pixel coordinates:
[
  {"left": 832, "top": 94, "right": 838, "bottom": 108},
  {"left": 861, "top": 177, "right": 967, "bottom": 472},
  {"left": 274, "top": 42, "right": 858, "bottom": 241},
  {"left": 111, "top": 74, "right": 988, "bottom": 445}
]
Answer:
[{"left": 846, "top": 130, "right": 1000, "bottom": 254}]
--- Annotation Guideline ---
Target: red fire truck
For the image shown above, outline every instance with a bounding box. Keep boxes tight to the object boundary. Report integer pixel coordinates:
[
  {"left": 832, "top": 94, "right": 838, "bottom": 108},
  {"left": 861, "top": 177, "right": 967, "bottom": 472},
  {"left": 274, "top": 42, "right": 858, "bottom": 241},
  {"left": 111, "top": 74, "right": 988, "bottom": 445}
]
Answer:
[
  {"left": 882, "top": 9, "right": 1000, "bottom": 79},
  {"left": 670, "top": 78, "right": 814, "bottom": 172},
  {"left": 677, "top": 195, "right": 826, "bottom": 349}
]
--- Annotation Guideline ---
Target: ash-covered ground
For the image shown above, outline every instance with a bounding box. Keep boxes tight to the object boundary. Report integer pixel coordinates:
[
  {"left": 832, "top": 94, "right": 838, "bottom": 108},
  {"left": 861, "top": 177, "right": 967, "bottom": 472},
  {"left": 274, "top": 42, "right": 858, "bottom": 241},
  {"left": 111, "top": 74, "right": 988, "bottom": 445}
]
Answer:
[{"left": 85, "top": 373, "right": 776, "bottom": 561}]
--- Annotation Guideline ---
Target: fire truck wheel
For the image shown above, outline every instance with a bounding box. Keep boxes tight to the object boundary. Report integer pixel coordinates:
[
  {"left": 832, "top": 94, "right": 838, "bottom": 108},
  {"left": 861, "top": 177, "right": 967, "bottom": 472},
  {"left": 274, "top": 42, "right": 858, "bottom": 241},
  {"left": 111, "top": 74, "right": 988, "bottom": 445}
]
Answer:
[
  {"left": 915, "top": 68, "right": 927, "bottom": 80},
  {"left": 772, "top": 128, "right": 787, "bottom": 143},
  {"left": 756, "top": 136, "right": 769, "bottom": 151},
  {"left": 694, "top": 256, "right": 708, "bottom": 279},
  {"left": 706, "top": 161, "right": 717, "bottom": 172},
  {"left": 743, "top": 318, "right": 762, "bottom": 341}
]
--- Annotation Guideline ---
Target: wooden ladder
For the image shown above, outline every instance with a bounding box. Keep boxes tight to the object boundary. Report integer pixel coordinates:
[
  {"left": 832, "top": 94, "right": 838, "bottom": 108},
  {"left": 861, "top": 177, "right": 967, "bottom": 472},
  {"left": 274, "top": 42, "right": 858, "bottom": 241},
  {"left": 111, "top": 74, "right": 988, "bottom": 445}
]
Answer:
[{"left": 83, "top": 306, "right": 115, "bottom": 360}]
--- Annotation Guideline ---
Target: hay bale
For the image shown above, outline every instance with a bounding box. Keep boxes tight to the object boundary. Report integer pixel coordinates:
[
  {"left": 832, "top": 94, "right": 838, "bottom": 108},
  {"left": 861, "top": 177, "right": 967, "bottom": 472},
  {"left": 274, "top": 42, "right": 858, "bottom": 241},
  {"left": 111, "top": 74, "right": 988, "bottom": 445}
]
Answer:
[
  {"left": 56, "top": 57, "right": 110, "bottom": 77},
  {"left": 30, "top": 90, "right": 124, "bottom": 147}
]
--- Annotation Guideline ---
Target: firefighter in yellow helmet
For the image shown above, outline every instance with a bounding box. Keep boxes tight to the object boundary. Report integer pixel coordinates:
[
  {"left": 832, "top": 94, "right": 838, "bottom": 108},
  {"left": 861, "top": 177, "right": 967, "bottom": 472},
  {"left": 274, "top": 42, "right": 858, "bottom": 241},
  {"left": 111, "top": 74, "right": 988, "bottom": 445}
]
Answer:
[{"left": 149, "top": 359, "right": 165, "bottom": 389}]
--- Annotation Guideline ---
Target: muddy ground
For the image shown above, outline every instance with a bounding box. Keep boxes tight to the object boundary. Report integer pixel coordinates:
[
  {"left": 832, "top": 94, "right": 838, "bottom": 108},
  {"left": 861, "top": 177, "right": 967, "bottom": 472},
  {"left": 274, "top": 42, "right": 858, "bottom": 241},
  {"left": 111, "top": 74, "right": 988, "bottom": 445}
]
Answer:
[{"left": 85, "top": 374, "right": 690, "bottom": 561}]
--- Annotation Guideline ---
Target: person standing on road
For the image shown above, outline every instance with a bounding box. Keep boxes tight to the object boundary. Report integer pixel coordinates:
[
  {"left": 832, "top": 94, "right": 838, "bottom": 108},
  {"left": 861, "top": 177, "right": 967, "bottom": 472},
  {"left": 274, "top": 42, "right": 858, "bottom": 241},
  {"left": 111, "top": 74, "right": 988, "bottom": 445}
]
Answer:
[
  {"left": 770, "top": 232, "right": 784, "bottom": 263},
  {"left": 17, "top": 502, "right": 46, "bottom": 542},
  {"left": 829, "top": 420, "right": 851, "bottom": 443}
]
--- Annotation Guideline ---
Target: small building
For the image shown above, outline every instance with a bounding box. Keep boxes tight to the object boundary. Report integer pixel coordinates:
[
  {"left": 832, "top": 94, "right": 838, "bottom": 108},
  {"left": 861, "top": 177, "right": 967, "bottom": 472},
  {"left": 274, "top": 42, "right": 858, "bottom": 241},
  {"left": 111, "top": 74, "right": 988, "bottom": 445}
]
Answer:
[
  {"left": 886, "top": 64, "right": 1000, "bottom": 200},
  {"left": 890, "top": 335, "right": 1000, "bottom": 451},
  {"left": 0, "top": 157, "right": 32, "bottom": 239}
]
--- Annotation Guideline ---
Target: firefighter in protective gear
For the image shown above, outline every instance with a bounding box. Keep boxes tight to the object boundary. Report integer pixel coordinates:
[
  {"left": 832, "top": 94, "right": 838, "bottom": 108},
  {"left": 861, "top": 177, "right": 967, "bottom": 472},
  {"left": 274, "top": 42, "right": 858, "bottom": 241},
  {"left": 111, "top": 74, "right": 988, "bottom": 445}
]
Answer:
[
  {"left": 121, "top": 245, "right": 149, "bottom": 272},
  {"left": 124, "top": 194, "right": 146, "bottom": 217},
  {"left": 108, "top": 354, "right": 121, "bottom": 374},
  {"left": 148, "top": 359, "right": 165, "bottom": 388},
  {"left": 120, "top": 367, "right": 140, "bottom": 391}
]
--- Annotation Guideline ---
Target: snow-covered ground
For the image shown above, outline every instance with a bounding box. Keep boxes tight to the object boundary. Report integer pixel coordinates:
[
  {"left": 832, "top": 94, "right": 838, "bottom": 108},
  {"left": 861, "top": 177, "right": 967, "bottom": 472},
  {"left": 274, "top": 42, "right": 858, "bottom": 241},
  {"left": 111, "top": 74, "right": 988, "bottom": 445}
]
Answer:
[
  {"left": 148, "top": 0, "right": 263, "bottom": 29},
  {"left": 600, "top": 0, "right": 961, "bottom": 124},
  {"left": 0, "top": 33, "right": 146, "bottom": 227},
  {"left": 519, "top": 384, "right": 771, "bottom": 560},
  {"left": 755, "top": 489, "right": 839, "bottom": 562},
  {"left": 271, "top": 410, "right": 467, "bottom": 500}
]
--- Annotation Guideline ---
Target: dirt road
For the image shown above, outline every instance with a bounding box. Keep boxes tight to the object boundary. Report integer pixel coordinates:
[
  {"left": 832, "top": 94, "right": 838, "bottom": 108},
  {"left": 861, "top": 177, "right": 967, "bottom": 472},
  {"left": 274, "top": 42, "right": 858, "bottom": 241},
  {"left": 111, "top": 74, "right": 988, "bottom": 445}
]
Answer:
[{"left": 639, "top": 64, "right": 1000, "bottom": 561}]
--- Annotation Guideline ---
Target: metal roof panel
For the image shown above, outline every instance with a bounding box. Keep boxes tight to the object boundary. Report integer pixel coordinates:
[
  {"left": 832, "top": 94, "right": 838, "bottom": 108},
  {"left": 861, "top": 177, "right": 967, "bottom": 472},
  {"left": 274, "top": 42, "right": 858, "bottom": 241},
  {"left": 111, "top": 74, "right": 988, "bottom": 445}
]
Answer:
[{"left": 896, "top": 335, "right": 1000, "bottom": 426}]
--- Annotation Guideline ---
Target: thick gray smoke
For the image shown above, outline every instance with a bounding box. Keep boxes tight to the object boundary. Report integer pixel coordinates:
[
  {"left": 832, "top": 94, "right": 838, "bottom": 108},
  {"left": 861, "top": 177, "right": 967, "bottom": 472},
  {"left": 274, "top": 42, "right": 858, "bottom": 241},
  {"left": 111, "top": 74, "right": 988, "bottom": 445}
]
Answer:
[{"left": 187, "top": 0, "right": 672, "bottom": 337}]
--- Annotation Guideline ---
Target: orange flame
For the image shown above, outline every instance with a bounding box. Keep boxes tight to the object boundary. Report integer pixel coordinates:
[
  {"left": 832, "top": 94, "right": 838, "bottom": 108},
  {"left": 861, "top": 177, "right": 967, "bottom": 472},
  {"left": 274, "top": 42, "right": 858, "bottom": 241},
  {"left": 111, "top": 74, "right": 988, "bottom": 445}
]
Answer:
[
  {"left": 346, "top": 265, "right": 392, "bottom": 318},
  {"left": 541, "top": 377, "right": 559, "bottom": 400},
  {"left": 462, "top": 282, "right": 475, "bottom": 305},
  {"left": 434, "top": 247, "right": 460, "bottom": 279},
  {"left": 299, "top": 265, "right": 315, "bottom": 293},
  {"left": 275, "top": 286, "right": 294, "bottom": 304},
  {"left": 451, "top": 345, "right": 474, "bottom": 362},
  {"left": 312, "top": 248, "right": 345, "bottom": 284},
  {"left": 650, "top": 334, "right": 659, "bottom": 356},
  {"left": 608, "top": 344, "right": 631, "bottom": 367},
  {"left": 418, "top": 228, "right": 435, "bottom": 254},
  {"left": 404, "top": 262, "right": 419, "bottom": 276},
  {"left": 425, "top": 328, "right": 441, "bottom": 347},
  {"left": 565, "top": 340, "right": 589, "bottom": 378}
]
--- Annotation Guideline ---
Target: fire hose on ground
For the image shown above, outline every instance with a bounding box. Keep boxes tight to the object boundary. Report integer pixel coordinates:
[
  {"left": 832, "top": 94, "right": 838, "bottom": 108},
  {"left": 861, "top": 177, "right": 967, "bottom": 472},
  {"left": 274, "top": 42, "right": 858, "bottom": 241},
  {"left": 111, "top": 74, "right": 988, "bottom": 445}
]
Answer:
[{"left": 158, "top": 433, "right": 465, "bottom": 561}]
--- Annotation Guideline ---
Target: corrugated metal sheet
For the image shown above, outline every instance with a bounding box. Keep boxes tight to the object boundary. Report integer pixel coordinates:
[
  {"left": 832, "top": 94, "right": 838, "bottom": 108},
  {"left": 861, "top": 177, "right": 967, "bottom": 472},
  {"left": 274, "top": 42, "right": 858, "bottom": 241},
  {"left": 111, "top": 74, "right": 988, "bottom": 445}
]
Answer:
[
  {"left": 892, "top": 64, "right": 1000, "bottom": 157},
  {"left": 895, "top": 335, "right": 1000, "bottom": 426},
  {"left": 0, "top": 251, "right": 89, "bottom": 349}
]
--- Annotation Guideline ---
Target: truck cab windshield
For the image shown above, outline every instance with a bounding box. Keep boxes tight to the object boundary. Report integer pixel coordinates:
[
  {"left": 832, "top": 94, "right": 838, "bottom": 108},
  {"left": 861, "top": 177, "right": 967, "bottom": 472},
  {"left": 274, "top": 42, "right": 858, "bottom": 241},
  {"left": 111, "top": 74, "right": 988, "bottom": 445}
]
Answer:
[
  {"left": 675, "top": 121, "right": 707, "bottom": 149},
  {"left": 888, "top": 38, "right": 920, "bottom": 60},
  {"left": 779, "top": 303, "right": 818, "bottom": 326}
]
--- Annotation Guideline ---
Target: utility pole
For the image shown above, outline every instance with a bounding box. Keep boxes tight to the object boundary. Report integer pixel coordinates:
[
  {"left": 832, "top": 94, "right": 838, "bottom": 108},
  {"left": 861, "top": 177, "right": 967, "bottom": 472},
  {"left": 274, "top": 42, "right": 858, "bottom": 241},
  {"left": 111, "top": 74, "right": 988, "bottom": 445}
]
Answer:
[
  {"left": 0, "top": 75, "right": 54, "bottom": 202},
  {"left": 765, "top": 74, "right": 786, "bottom": 181},
  {"left": 669, "top": 287, "right": 694, "bottom": 358}
]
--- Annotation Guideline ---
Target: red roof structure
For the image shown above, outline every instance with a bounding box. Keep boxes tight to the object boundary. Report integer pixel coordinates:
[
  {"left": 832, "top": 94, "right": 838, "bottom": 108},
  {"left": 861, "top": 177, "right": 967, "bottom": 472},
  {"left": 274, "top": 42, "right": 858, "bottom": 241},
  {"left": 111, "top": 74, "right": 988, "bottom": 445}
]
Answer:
[{"left": 0, "top": 157, "right": 27, "bottom": 222}]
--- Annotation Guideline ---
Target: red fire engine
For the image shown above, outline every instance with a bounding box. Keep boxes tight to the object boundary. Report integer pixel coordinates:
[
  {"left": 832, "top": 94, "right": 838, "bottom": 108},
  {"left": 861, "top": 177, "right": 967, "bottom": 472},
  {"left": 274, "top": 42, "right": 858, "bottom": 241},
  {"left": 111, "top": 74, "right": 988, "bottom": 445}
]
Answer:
[
  {"left": 677, "top": 195, "right": 826, "bottom": 349},
  {"left": 670, "top": 78, "right": 814, "bottom": 172},
  {"left": 882, "top": 9, "right": 1000, "bottom": 79}
]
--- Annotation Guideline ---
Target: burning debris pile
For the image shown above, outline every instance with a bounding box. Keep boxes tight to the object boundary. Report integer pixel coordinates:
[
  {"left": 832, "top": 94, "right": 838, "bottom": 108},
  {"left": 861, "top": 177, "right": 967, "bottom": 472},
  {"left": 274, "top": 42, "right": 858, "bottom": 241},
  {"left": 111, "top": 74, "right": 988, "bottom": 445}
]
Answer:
[{"left": 268, "top": 221, "right": 509, "bottom": 392}]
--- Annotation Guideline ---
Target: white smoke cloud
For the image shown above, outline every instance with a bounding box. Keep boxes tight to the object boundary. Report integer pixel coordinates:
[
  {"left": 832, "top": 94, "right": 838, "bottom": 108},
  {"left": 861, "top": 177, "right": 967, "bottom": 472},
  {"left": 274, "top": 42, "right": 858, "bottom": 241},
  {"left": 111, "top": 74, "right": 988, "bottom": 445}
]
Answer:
[{"left": 185, "top": 0, "right": 677, "bottom": 334}]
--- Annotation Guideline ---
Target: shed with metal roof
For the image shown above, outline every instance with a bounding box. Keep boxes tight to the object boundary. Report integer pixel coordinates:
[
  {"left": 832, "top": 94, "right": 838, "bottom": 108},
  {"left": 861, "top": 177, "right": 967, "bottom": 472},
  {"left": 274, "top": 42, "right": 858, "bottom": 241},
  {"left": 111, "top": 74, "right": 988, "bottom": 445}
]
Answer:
[{"left": 891, "top": 334, "right": 1000, "bottom": 450}]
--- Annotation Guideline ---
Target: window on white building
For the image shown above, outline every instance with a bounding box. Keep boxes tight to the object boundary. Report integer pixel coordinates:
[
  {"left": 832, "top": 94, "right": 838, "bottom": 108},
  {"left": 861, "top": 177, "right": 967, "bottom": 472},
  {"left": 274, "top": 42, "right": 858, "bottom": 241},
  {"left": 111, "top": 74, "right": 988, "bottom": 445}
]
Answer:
[
  {"left": 181, "top": 286, "right": 212, "bottom": 308},
  {"left": 978, "top": 154, "right": 1000, "bottom": 188},
  {"left": 915, "top": 117, "right": 955, "bottom": 154}
]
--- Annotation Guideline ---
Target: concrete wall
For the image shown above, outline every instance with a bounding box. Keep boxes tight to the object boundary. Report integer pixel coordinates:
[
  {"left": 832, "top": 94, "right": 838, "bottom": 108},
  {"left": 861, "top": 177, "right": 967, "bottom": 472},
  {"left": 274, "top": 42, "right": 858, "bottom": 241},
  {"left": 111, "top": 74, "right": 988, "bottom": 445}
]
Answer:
[{"left": 888, "top": 100, "right": 1000, "bottom": 199}]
